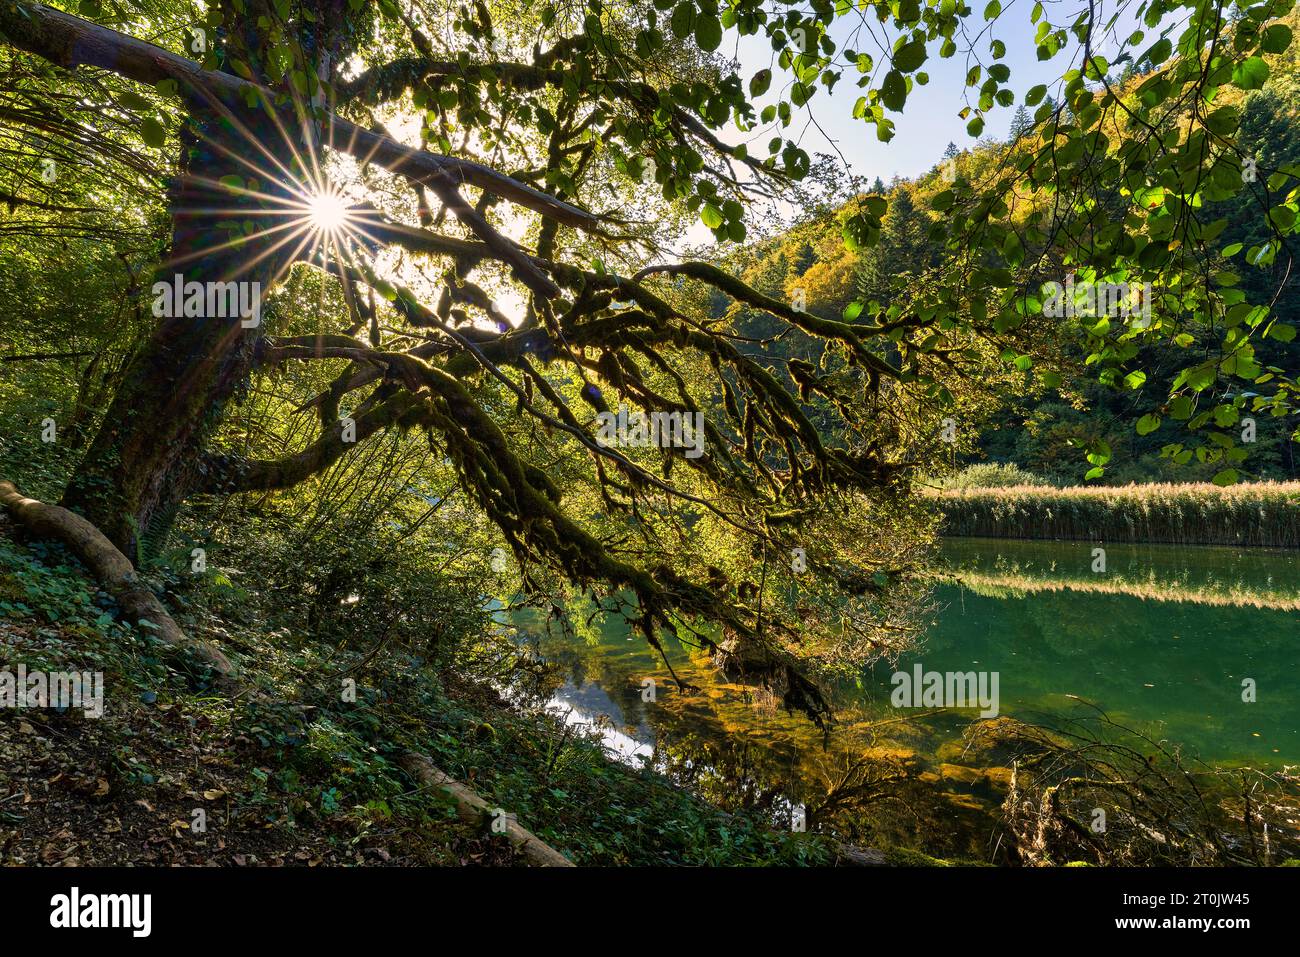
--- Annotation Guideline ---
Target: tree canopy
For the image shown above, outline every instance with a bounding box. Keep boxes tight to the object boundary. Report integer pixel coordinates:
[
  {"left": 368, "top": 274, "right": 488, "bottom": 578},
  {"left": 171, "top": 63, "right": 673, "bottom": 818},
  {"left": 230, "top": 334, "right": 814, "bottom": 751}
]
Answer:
[{"left": 1, "top": 0, "right": 1298, "bottom": 723}]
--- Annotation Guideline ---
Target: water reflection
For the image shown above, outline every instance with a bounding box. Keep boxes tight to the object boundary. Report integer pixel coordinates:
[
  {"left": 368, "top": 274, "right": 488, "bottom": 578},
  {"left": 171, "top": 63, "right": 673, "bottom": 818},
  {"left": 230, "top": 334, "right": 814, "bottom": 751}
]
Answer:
[{"left": 514, "top": 538, "right": 1300, "bottom": 859}]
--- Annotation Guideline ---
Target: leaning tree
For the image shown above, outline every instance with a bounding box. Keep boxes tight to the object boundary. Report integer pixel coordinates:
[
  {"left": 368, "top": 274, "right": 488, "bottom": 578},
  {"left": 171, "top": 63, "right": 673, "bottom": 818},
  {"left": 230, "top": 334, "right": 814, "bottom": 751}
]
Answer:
[{"left": 0, "top": 0, "right": 1296, "bottom": 719}]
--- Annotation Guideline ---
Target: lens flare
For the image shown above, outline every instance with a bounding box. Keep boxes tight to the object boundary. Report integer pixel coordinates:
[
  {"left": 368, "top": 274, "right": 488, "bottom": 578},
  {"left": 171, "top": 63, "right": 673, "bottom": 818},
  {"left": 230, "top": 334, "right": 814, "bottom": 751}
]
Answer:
[{"left": 307, "top": 188, "right": 350, "bottom": 234}]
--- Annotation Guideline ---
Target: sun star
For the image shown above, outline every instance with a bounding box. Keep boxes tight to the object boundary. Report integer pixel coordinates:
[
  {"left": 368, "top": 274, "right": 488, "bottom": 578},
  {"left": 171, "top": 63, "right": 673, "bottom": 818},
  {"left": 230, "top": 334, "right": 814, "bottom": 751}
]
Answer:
[{"left": 307, "top": 188, "right": 350, "bottom": 234}]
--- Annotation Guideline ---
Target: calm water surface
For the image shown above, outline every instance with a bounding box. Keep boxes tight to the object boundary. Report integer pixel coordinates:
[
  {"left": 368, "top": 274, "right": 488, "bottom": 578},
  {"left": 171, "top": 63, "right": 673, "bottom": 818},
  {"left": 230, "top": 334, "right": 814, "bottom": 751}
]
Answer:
[{"left": 513, "top": 538, "right": 1299, "bottom": 856}]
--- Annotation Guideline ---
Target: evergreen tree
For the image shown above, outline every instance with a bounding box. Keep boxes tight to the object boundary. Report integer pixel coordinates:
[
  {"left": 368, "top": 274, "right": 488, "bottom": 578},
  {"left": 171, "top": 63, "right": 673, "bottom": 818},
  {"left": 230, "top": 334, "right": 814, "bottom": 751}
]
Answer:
[
  {"left": 855, "top": 185, "right": 934, "bottom": 303},
  {"left": 1010, "top": 105, "right": 1033, "bottom": 140},
  {"left": 792, "top": 241, "right": 816, "bottom": 276}
]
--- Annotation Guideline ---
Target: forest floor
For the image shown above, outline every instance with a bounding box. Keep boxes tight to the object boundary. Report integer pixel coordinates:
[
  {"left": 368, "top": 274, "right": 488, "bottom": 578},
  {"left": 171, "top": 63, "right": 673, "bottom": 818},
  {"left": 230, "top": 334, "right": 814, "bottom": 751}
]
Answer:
[{"left": 0, "top": 515, "right": 881, "bottom": 867}]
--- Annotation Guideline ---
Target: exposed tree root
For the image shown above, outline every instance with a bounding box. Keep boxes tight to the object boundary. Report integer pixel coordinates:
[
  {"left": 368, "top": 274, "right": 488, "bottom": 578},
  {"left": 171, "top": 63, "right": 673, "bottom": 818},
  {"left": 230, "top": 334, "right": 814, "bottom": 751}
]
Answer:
[
  {"left": 0, "top": 479, "right": 235, "bottom": 677},
  {"left": 0, "top": 479, "right": 578, "bottom": 866}
]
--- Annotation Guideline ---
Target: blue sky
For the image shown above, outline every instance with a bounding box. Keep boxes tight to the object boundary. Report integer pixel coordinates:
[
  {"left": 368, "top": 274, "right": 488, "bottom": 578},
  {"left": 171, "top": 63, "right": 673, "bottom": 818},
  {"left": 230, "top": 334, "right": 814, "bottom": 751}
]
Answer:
[{"left": 723, "top": 1, "right": 1145, "bottom": 182}]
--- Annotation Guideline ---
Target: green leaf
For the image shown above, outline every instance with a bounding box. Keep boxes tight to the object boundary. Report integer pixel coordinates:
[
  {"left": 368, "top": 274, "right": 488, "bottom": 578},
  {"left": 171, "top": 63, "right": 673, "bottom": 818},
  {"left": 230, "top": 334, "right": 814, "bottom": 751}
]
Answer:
[
  {"left": 700, "top": 203, "right": 724, "bottom": 229},
  {"left": 670, "top": 2, "right": 695, "bottom": 39},
  {"left": 1211, "top": 469, "right": 1239, "bottom": 486},
  {"left": 1136, "top": 413, "right": 1161, "bottom": 436},
  {"left": 1086, "top": 439, "right": 1112, "bottom": 467},
  {"left": 140, "top": 117, "right": 166, "bottom": 148},
  {"left": 1002, "top": 230, "right": 1023, "bottom": 265},
  {"left": 841, "top": 211, "right": 880, "bottom": 250},
  {"left": 1144, "top": 37, "right": 1172, "bottom": 67},
  {"left": 1260, "top": 24, "right": 1293, "bottom": 55},
  {"left": 1269, "top": 205, "right": 1297, "bottom": 232},
  {"left": 881, "top": 70, "right": 907, "bottom": 111},
  {"left": 118, "top": 91, "right": 151, "bottom": 112},
  {"left": 695, "top": 14, "right": 722, "bottom": 52},
  {"left": 1232, "top": 56, "right": 1269, "bottom": 91},
  {"left": 893, "top": 40, "right": 927, "bottom": 73},
  {"left": 1203, "top": 106, "right": 1238, "bottom": 136}
]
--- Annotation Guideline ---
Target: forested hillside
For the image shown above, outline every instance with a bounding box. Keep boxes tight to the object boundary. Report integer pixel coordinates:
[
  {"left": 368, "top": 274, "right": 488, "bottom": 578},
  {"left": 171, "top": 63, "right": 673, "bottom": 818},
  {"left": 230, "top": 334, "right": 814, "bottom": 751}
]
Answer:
[{"left": 723, "top": 8, "right": 1300, "bottom": 484}]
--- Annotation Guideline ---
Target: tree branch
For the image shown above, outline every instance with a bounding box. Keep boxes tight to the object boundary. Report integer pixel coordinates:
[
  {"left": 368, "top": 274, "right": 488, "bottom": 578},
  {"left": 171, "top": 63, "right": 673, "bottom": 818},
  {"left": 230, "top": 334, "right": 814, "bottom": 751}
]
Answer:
[{"left": 0, "top": 0, "right": 607, "bottom": 295}]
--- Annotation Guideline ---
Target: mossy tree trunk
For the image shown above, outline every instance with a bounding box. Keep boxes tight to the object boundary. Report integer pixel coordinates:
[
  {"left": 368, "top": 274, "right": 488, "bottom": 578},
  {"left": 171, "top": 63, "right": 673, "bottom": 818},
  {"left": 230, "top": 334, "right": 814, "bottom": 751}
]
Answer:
[
  {"left": 58, "top": 10, "right": 334, "bottom": 556},
  {"left": 60, "top": 109, "right": 299, "bottom": 555}
]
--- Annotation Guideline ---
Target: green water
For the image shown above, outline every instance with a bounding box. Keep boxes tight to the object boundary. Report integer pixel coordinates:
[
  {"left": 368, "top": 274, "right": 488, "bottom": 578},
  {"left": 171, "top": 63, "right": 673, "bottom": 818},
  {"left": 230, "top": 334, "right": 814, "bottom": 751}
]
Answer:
[
  {"left": 918, "top": 539, "right": 1300, "bottom": 764},
  {"left": 515, "top": 538, "right": 1299, "bottom": 856}
]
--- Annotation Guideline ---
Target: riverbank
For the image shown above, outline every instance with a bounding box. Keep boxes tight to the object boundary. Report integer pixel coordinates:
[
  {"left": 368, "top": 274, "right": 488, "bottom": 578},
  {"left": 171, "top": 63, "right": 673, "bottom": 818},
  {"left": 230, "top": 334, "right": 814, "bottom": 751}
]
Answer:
[
  {"left": 6, "top": 515, "right": 1297, "bottom": 867},
  {"left": 0, "top": 518, "right": 872, "bottom": 867},
  {"left": 936, "top": 481, "right": 1300, "bottom": 546}
]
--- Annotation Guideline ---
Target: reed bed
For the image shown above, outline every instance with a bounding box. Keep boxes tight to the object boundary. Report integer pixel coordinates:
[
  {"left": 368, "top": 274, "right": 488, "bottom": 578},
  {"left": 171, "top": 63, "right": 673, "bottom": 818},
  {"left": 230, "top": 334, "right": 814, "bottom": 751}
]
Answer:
[
  {"left": 946, "top": 569, "right": 1300, "bottom": 611},
  {"left": 936, "top": 481, "right": 1300, "bottom": 547}
]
